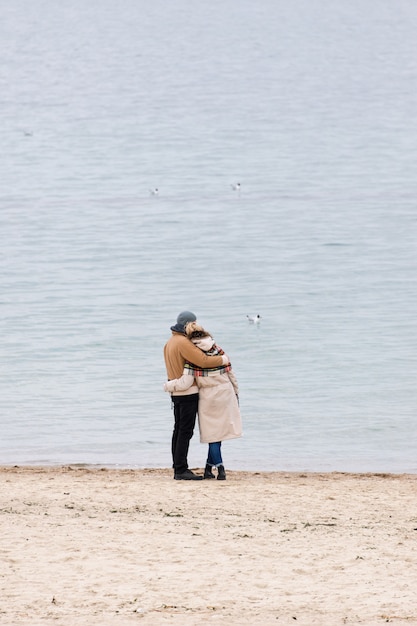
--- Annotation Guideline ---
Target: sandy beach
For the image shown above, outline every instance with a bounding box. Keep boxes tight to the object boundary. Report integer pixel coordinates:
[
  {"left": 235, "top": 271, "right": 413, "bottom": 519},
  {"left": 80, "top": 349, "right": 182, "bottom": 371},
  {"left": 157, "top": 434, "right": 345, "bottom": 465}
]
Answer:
[{"left": 0, "top": 466, "right": 416, "bottom": 625}]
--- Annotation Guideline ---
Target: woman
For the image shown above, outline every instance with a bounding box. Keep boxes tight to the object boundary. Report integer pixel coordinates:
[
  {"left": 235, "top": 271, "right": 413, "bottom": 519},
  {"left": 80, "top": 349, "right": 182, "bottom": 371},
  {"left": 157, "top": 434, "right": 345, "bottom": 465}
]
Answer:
[{"left": 164, "top": 322, "right": 242, "bottom": 480}]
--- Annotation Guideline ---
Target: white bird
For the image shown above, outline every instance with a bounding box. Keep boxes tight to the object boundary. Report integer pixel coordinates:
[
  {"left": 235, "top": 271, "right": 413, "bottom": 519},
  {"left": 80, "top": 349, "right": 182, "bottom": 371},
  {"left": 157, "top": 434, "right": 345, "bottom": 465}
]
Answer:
[
  {"left": 247, "top": 314, "right": 261, "bottom": 324},
  {"left": 231, "top": 182, "right": 241, "bottom": 192},
  {"left": 149, "top": 188, "right": 159, "bottom": 196}
]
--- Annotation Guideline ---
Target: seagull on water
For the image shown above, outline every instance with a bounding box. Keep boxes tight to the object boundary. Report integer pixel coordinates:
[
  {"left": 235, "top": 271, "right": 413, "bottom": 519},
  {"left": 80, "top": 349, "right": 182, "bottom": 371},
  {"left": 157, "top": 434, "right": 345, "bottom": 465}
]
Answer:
[
  {"left": 231, "top": 182, "right": 241, "bottom": 192},
  {"left": 149, "top": 188, "right": 159, "bottom": 196},
  {"left": 247, "top": 314, "right": 261, "bottom": 324}
]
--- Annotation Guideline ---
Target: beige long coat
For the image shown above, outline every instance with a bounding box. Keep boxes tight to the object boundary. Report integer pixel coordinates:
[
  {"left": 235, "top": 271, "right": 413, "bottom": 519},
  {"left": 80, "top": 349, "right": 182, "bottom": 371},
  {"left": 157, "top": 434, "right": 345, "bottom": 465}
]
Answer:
[
  {"left": 164, "top": 338, "right": 242, "bottom": 444},
  {"left": 194, "top": 371, "right": 242, "bottom": 443}
]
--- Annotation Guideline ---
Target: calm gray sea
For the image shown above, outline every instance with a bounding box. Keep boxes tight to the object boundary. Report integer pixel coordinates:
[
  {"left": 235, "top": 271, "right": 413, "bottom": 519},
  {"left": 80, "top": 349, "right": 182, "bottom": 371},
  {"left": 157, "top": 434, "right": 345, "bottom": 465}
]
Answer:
[{"left": 1, "top": 0, "right": 416, "bottom": 472}]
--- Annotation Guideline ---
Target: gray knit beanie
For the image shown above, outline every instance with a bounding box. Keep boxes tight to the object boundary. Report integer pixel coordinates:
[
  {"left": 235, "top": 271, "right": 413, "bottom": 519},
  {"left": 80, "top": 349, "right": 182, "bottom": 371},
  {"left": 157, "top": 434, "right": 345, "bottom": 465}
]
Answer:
[{"left": 170, "top": 310, "right": 197, "bottom": 333}]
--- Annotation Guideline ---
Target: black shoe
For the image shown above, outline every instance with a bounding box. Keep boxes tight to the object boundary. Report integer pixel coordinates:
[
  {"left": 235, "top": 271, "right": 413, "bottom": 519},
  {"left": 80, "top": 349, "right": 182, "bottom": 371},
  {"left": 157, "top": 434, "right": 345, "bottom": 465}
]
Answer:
[
  {"left": 204, "top": 464, "right": 215, "bottom": 479},
  {"left": 174, "top": 469, "right": 203, "bottom": 481},
  {"left": 217, "top": 465, "right": 226, "bottom": 481}
]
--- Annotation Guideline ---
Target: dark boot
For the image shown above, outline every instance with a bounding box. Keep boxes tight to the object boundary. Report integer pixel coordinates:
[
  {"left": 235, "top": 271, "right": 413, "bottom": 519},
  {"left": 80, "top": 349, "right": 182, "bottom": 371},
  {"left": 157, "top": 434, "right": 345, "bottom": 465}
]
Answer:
[
  {"left": 174, "top": 469, "right": 203, "bottom": 481},
  {"left": 204, "top": 464, "right": 215, "bottom": 479},
  {"left": 217, "top": 465, "right": 226, "bottom": 481}
]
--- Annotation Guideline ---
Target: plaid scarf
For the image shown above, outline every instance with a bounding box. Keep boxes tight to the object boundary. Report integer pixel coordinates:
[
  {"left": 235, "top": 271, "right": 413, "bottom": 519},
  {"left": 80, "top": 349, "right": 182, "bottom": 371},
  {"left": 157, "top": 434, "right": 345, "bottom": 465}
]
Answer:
[{"left": 184, "top": 343, "right": 231, "bottom": 377}]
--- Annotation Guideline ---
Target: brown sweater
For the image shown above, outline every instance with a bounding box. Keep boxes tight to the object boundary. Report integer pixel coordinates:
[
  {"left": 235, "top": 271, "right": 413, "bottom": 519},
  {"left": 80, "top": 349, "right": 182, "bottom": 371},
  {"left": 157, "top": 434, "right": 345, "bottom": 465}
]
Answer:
[{"left": 163, "top": 332, "right": 225, "bottom": 396}]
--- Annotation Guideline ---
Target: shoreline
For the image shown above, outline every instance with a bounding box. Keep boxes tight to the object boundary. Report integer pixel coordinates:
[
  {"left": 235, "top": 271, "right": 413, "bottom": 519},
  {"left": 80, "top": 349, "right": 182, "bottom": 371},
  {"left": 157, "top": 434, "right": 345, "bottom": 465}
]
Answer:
[
  {"left": 1, "top": 463, "right": 416, "bottom": 477},
  {"left": 1, "top": 466, "right": 416, "bottom": 625}
]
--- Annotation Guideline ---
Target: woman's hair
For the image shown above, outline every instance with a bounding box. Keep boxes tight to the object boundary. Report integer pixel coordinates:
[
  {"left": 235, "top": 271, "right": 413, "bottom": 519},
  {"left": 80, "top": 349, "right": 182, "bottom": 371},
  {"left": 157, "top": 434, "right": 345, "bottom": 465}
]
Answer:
[{"left": 185, "top": 321, "right": 211, "bottom": 339}]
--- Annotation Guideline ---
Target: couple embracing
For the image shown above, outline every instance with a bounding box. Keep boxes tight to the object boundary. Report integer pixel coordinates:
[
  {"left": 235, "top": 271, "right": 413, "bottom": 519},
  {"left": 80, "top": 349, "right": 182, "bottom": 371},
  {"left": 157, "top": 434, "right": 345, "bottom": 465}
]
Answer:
[{"left": 163, "top": 311, "right": 242, "bottom": 481}]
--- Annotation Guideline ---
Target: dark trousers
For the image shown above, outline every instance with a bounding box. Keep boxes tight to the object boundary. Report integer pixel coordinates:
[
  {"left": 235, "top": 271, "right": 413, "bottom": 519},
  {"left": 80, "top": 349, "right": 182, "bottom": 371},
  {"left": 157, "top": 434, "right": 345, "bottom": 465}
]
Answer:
[{"left": 171, "top": 394, "right": 199, "bottom": 474}]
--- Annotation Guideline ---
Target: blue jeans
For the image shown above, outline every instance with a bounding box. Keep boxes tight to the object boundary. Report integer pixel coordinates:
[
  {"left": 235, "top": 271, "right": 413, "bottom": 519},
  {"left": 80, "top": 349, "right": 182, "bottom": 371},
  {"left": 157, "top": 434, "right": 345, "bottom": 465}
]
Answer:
[{"left": 207, "top": 441, "right": 223, "bottom": 466}]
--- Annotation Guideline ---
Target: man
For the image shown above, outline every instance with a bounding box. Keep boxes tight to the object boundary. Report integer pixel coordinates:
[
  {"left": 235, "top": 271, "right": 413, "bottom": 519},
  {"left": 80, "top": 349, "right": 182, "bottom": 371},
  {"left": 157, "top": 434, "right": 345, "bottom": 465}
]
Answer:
[{"left": 164, "top": 311, "right": 229, "bottom": 480}]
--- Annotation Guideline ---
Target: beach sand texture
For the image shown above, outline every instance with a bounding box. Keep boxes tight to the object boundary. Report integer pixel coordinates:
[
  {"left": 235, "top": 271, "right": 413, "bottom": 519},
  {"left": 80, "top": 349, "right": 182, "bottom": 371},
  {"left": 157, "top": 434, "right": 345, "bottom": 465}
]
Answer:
[{"left": 0, "top": 466, "right": 416, "bottom": 625}]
